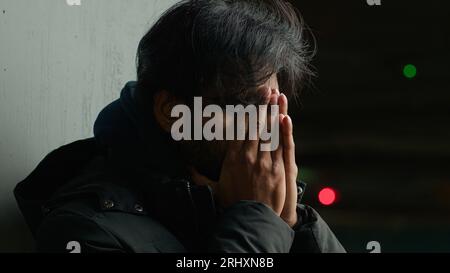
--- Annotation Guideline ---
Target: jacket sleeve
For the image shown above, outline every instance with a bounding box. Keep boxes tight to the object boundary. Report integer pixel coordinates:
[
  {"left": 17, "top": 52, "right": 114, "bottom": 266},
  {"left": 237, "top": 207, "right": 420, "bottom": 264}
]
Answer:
[
  {"left": 207, "top": 201, "right": 345, "bottom": 253},
  {"left": 36, "top": 212, "right": 126, "bottom": 253},
  {"left": 290, "top": 204, "right": 346, "bottom": 253},
  {"left": 207, "top": 201, "right": 295, "bottom": 253}
]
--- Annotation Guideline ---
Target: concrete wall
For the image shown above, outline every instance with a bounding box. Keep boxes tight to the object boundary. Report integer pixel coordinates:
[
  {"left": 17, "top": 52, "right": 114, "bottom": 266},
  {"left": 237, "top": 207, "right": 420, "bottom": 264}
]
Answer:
[{"left": 0, "top": 0, "right": 178, "bottom": 252}]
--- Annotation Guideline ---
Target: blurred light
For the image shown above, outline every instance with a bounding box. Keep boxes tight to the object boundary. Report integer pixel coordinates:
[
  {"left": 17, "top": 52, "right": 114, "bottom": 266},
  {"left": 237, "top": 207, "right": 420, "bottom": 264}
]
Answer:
[
  {"left": 403, "top": 64, "right": 417, "bottom": 79},
  {"left": 318, "top": 187, "right": 336, "bottom": 206}
]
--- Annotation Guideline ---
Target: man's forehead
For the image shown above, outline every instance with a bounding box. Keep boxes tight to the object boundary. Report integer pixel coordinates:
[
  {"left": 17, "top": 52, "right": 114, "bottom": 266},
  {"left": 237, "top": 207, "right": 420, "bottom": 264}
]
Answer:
[
  {"left": 200, "top": 73, "right": 278, "bottom": 106},
  {"left": 262, "top": 74, "right": 279, "bottom": 90}
]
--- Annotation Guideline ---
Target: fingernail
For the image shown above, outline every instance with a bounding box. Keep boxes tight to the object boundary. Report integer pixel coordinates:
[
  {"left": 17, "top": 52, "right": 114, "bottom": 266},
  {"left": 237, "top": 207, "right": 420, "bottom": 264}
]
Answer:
[
  {"left": 286, "top": 115, "right": 292, "bottom": 125},
  {"left": 277, "top": 94, "right": 283, "bottom": 103}
]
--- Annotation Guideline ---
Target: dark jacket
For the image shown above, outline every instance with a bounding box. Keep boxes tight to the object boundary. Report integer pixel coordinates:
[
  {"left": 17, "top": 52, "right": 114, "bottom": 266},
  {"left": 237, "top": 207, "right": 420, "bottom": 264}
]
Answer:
[{"left": 14, "top": 82, "right": 345, "bottom": 253}]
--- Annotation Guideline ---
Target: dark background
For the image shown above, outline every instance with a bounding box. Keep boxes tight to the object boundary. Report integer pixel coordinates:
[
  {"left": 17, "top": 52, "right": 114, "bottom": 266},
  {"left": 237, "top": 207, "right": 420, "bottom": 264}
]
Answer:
[
  {"left": 291, "top": 0, "right": 450, "bottom": 252},
  {"left": 1, "top": 0, "right": 448, "bottom": 253}
]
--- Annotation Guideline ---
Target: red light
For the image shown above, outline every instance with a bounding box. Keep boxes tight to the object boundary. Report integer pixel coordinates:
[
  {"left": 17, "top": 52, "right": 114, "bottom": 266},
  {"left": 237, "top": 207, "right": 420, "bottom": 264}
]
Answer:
[{"left": 318, "top": 187, "right": 336, "bottom": 206}]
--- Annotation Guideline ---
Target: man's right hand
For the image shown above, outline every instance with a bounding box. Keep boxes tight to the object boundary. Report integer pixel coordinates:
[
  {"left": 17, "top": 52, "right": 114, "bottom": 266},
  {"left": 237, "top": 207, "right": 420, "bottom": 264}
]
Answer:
[{"left": 190, "top": 88, "right": 291, "bottom": 217}]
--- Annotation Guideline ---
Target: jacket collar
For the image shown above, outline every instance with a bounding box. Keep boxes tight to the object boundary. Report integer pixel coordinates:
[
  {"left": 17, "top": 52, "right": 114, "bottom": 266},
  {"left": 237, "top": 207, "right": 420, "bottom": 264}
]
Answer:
[{"left": 93, "top": 81, "right": 187, "bottom": 181}]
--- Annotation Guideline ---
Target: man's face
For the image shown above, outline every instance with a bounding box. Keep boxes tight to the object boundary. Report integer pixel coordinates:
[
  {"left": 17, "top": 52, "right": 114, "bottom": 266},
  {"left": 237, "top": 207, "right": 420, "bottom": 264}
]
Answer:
[{"left": 177, "top": 74, "right": 280, "bottom": 181}]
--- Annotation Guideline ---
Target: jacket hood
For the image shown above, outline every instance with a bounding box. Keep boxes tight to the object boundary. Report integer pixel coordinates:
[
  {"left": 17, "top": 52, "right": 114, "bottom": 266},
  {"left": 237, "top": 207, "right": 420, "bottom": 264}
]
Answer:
[
  {"left": 94, "top": 81, "right": 184, "bottom": 176},
  {"left": 14, "top": 82, "right": 186, "bottom": 236}
]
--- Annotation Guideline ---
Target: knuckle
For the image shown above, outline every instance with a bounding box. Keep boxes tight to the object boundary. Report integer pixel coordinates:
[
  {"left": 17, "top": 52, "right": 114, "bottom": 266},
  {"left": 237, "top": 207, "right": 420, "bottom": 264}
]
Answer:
[
  {"left": 287, "top": 139, "right": 295, "bottom": 149},
  {"left": 244, "top": 152, "right": 255, "bottom": 165},
  {"left": 258, "top": 159, "right": 271, "bottom": 171},
  {"left": 271, "top": 161, "right": 282, "bottom": 172},
  {"left": 290, "top": 164, "right": 298, "bottom": 175}
]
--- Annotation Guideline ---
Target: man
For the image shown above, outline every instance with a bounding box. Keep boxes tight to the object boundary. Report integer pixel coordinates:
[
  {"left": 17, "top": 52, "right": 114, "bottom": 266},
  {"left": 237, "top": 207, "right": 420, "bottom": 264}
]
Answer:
[{"left": 14, "top": 0, "right": 345, "bottom": 253}]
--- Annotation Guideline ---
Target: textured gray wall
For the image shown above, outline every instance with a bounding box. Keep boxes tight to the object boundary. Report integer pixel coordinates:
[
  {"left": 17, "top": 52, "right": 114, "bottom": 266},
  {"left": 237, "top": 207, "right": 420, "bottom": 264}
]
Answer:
[{"left": 0, "top": 0, "right": 178, "bottom": 252}]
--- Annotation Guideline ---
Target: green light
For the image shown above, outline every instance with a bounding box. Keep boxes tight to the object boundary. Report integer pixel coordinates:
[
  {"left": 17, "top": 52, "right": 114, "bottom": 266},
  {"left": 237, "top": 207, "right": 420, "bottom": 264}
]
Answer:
[{"left": 403, "top": 64, "right": 417, "bottom": 79}]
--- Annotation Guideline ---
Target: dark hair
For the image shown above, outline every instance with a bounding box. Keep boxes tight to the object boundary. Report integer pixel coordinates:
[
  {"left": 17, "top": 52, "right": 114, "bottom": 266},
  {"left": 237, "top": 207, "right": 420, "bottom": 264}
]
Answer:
[{"left": 136, "top": 0, "right": 314, "bottom": 106}]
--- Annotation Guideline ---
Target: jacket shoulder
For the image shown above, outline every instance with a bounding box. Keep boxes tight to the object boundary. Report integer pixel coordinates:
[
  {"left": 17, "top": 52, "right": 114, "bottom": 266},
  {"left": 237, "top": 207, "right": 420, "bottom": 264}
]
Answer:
[{"left": 37, "top": 191, "right": 186, "bottom": 253}]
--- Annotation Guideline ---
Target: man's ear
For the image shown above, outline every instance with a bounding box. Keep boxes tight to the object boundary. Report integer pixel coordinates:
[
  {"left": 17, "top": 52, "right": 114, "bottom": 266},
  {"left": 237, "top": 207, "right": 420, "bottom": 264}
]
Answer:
[{"left": 153, "top": 90, "right": 183, "bottom": 133}]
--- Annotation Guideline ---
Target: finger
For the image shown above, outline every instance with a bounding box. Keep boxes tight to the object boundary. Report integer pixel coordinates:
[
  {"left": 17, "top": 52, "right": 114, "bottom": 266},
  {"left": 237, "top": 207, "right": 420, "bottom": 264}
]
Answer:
[
  {"left": 279, "top": 93, "right": 288, "bottom": 116},
  {"left": 280, "top": 115, "right": 298, "bottom": 225},
  {"left": 242, "top": 121, "right": 259, "bottom": 164},
  {"left": 269, "top": 92, "right": 281, "bottom": 161},
  {"left": 244, "top": 88, "right": 270, "bottom": 154},
  {"left": 268, "top": 92, "right": 279, "bottom": 130},
  {"left": 242, "top": 86, "right": 272, "bottom": 159},
  {"left": 272, "top": 114, "right": 284, "bottom": 163},
  {"left": 282, "top": 115, "right": 296, "bottom": 167},
  {"left": 258, "top": 93, "right": 278, "bottom": 162},
  {"left": 190, "top": 167, "right": 218, "bottom": 192},
  {"left": 242, "top": 106, "right": 261, "bottom": 159},
  {"left": 224, "top": 111, "right": 245, "bottom": 160}
]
